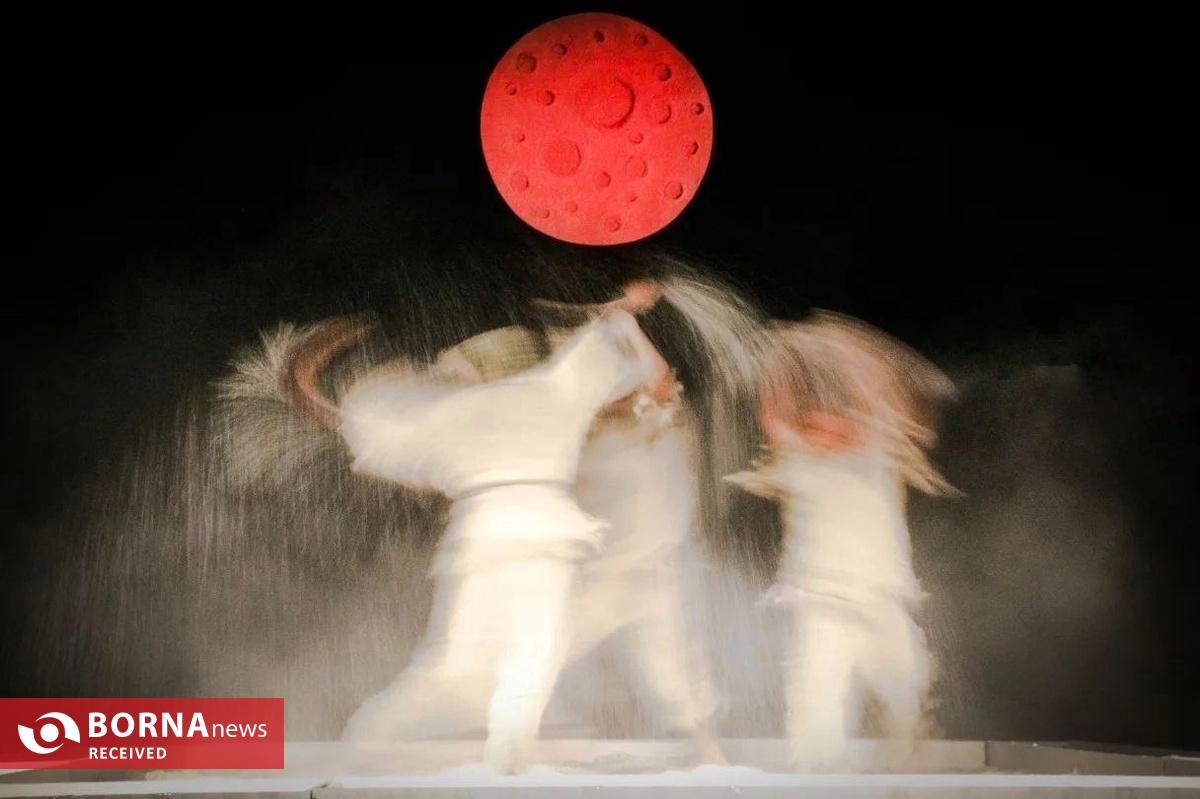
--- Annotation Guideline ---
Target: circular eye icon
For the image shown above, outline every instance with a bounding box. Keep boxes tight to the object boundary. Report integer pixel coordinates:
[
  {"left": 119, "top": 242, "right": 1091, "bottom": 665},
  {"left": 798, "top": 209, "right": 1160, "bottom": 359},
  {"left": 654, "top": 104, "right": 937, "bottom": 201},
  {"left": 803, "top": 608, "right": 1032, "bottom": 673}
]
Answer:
[{"left": 17, "top": 712, "right": 80, "bottom": 755}]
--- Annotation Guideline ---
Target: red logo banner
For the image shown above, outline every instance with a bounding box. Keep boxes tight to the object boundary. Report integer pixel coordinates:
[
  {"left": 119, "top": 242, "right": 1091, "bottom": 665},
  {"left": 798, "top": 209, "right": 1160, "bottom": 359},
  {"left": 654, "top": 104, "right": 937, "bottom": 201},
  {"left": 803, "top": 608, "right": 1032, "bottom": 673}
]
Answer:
[{"left": 0, "top": 698, "right": 284, "bottom": 769}]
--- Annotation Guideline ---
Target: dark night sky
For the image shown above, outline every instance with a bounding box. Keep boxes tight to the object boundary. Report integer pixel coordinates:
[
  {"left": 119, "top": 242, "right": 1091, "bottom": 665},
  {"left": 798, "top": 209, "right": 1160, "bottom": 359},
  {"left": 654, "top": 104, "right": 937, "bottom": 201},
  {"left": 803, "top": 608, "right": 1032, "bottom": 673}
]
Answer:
[{"left": 3, "top": 10, "right": 1195, "bottom": 748}]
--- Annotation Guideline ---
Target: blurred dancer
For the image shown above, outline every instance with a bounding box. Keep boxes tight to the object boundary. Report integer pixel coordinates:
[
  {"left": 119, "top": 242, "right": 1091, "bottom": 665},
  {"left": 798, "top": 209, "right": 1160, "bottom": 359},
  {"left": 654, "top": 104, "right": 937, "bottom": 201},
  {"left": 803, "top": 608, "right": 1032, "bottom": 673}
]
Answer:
[
  {"left": 218, "top": 266, "right": 770, "bottom": 762},
  {"left": 727, "top": 312, "right": 954, "bottom": 769},
  {"left": 335, "top": 309, "right": 669, "bottom": 772},
  {"left": 431, "top": 280, "right": 725, "bottom": 762}
]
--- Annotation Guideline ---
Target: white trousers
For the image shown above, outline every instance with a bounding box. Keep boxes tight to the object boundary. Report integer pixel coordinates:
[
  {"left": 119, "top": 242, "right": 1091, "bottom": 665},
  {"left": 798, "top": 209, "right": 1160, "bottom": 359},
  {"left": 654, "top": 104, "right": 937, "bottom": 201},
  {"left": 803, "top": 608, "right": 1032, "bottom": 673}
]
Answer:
[
  {"left": 782, "top": 592, "right": 930, "bottom": 768},
  {"left": 561, "top": 420, "right": 719, "bottom": 741},
  {"left": 341, "top": 485, "right": 602, "bottom": 773}
]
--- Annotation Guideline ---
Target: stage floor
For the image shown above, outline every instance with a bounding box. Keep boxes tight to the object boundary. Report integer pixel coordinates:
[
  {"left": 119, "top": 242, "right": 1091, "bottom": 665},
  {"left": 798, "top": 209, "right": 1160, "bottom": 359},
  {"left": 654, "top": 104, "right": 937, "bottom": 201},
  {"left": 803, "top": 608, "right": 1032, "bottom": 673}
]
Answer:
[{"left": 2, "top": 740, "right": 1198, "bottom": 797}]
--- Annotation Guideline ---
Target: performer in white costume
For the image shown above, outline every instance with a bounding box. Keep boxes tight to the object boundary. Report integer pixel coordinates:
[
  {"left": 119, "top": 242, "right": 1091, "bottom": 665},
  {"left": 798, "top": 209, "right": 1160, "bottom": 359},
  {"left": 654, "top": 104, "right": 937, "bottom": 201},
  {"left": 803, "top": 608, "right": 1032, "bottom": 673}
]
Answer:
[
  {"left": 569, "top": 409, "right": 721, "bottom": 749},
  {"left": 728, "top": 312, "right": 954, "bottom": 770},
  {"left": 423, "top": 280, "right": 725, "bottom": 761},
  {"left": 336, "top": 308, "right": 669, "bottom": 772},
  {"left": 216, "top": 272, "right": 765, "bottom": 766}
]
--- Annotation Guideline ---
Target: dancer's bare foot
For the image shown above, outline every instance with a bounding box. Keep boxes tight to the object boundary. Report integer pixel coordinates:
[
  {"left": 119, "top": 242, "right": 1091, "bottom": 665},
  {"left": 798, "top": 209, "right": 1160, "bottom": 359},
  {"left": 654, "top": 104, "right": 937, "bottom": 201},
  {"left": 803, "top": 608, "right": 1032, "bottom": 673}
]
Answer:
[
  {"left": 692, "top": 730, "right": 728, "bottom": 765},
  {"left": 482, "top": 734, "right": 528, "bottom": 775}
]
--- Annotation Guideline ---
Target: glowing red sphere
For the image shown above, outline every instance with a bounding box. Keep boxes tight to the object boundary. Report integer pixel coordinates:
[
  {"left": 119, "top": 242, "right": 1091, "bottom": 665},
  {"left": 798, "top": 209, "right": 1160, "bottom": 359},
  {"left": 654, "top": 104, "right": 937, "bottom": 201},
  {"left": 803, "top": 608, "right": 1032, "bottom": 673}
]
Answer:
[{"left": 481, "top": 13, "right": 713, "bottom": 245}]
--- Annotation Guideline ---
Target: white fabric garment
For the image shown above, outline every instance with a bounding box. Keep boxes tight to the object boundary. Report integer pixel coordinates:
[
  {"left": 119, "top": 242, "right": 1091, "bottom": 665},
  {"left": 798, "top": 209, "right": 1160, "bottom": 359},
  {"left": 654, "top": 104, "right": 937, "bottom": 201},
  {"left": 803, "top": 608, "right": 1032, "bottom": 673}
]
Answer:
[
  {"left": 337, "top": 311, "right": 661, "bottom": 772},
  {"left": 732, "top": 442, "right": 931, "bottom": 769},
  {"left": 339, "top": 310, "right": 659, "bottom": 497},
  {"left": 766, "top": 446, "right": 924, "bottom": 609},
  {"left": 559, "top": 409, "right": 720, "bottom": 739}
]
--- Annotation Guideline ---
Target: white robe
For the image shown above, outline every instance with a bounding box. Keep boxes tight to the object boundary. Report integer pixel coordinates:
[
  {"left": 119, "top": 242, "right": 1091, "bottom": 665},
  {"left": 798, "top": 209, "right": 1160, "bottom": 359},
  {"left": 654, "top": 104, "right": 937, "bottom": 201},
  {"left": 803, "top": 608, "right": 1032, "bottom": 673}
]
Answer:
[
  {"left": 732, "top": 443, "right": 932, "bottom": 769},
  {"left": 336, "top": 311, "right": 661, "bottom": 771},
  {"left": 556, "top": 409, "right": 719, "bottom": 740}
]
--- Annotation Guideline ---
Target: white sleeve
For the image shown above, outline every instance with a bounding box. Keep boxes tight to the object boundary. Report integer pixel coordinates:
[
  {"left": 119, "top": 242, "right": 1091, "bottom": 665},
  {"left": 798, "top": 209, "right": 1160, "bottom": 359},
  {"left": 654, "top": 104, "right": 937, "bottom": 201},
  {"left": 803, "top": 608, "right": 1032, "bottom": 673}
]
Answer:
[{"left": 338, "top": 369, "right": 455, "bottom": 488}]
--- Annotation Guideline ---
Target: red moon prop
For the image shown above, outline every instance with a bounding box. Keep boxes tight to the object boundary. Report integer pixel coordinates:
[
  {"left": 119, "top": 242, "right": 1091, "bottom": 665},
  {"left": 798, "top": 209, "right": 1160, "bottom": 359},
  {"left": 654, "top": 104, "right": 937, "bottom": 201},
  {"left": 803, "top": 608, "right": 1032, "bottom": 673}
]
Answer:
[{"left": 481, "top": 13, "right": 714, "bottom": 245}]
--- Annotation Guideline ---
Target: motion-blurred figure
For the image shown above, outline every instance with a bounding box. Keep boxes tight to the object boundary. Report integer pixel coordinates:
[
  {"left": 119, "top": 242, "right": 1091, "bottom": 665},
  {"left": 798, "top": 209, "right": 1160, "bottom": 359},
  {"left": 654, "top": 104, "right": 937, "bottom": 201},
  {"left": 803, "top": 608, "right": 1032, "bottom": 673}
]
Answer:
[
  {"left": 332, "top": 309, "right": 668, "bottom": 772},
  {"left": 430, "top": 281, "right": 724, "bottom": 762},
  {"left": 567, "top": 404, "right": 723, "bottom": 759},
  {"left": 728, "top": 312, "right": 954, "bottom": 769},
  {"left": 213, "top": 264, "right": 781, "bottom": 759}
]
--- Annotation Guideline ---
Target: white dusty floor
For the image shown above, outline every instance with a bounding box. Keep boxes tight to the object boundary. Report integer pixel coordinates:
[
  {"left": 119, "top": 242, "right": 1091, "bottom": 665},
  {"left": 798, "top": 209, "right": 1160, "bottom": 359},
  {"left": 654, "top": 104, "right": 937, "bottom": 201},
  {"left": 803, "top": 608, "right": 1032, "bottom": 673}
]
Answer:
[{"left": 1, "top": 740, "right": 1198, "bottom": 798}]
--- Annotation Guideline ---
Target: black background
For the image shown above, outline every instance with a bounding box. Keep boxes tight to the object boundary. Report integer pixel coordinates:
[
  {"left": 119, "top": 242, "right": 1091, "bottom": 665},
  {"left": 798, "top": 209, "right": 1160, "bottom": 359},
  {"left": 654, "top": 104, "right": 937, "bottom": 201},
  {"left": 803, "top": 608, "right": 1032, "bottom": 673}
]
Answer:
[{"left": 3, "top": 8, "right": 1194, "bottom": 748}]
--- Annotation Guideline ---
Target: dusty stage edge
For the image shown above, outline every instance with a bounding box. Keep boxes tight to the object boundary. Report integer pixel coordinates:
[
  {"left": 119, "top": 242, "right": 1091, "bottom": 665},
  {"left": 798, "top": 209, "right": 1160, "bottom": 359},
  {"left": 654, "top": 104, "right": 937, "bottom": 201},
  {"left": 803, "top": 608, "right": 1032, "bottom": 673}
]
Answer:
[{"left": 1, "top": 739, "right": 1199, "bottom": 797}]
